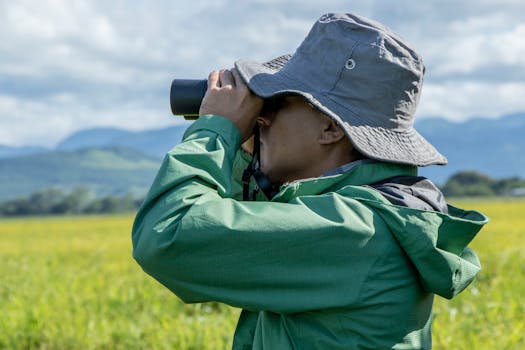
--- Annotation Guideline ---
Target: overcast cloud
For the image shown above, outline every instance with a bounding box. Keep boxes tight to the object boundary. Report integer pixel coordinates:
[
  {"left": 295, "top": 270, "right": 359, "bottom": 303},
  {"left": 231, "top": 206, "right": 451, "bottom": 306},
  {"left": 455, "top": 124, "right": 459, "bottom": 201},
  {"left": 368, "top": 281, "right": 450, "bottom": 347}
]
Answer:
[{"left": 1, "top": 0, "right": 524, "bottom": 147}]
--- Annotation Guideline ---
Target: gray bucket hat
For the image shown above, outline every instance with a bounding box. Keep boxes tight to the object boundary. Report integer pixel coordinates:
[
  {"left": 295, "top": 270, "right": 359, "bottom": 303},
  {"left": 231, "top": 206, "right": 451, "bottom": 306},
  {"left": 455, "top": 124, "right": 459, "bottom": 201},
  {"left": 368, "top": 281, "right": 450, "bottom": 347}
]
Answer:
[{"left": 235, "top": 13, "right": 447, "bottom": 167}]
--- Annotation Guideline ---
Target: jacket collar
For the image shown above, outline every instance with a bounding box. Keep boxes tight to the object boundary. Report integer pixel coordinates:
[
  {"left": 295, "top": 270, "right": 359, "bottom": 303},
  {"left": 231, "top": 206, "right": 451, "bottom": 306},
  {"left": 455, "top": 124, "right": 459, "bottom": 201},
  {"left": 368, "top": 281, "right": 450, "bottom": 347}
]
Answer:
[{"left": 272, "top": 161, "right": 417, "bottom": 202}]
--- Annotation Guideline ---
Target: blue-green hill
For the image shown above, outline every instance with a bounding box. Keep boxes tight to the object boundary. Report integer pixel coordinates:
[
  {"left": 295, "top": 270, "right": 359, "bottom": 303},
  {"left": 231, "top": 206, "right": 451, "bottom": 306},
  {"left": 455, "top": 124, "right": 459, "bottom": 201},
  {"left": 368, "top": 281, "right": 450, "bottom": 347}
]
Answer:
[
  {"left": 56, "top": 124, "right": 191, "bottom": 159},
  {"left": 0, "top": 147, "right": 160, "bottom": 200}
]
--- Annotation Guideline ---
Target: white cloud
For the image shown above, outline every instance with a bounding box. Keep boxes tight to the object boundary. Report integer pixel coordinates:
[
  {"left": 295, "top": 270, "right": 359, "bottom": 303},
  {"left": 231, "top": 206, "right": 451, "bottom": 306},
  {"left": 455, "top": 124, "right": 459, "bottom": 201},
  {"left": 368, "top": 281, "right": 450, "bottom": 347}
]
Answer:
[
  {"left": 419, "top": 82, "right": 525, "bottom": 120},
  {"left": 1, "top": 0, "right": 525, "bottom": 147},
  {"left": 422, "top": 21, "right": 525, "bottom": 78},
  {"left": 0, "top": 92, "right": 182, "bottom": 147}
]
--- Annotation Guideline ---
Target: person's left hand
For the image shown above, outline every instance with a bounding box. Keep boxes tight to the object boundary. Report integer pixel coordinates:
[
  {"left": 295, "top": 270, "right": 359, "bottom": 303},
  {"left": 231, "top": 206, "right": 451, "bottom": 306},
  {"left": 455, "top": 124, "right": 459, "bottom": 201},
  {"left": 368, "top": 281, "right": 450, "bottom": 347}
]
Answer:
[{"left": 199, "top": 68, "right": 263, "bottom": 142}]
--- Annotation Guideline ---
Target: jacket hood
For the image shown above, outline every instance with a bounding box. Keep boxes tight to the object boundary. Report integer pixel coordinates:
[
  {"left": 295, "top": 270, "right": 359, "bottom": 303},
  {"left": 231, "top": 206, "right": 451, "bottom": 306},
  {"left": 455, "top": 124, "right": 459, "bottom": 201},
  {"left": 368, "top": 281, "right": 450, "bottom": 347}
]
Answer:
[
  {"left": 273, "top": 161, "right": 488, "bottom": 300},
  {"left": 365, "top": 176, "right": 488, "bottom": 299}
]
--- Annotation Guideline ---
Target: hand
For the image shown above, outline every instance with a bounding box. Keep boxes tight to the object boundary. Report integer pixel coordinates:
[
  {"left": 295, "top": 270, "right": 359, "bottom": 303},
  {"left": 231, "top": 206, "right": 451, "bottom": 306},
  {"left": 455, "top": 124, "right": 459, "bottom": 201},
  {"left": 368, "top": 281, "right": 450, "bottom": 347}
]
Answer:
[{"left": 199, "top": 68, "right": 263, "bottom": 142}]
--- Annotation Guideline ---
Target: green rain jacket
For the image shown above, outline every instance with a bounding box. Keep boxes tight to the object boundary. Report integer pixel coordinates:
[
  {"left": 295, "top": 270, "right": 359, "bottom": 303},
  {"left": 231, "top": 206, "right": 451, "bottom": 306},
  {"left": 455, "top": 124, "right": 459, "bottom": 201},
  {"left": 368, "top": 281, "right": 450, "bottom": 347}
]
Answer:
[{"left": 132, "top": 115, "right": 488, "bottom": 349}]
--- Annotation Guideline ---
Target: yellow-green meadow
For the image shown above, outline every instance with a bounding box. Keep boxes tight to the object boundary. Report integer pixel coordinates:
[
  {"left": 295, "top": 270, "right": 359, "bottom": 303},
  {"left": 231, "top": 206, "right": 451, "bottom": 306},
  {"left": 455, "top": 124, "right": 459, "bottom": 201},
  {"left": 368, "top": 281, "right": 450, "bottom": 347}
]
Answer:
[
  {"left": 433, "top": 198, "right": 525, "bottom": 349},
  {"left": 1, "top": 199, "right": 524, "bottom": 349}
]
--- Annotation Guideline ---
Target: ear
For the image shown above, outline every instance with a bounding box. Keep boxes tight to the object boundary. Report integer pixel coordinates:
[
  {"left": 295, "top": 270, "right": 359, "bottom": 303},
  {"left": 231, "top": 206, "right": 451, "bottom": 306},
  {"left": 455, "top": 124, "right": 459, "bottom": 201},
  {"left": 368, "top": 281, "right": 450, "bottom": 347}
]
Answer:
[{"left": 318, "top": 119, "right": 346, "bottom": 145}]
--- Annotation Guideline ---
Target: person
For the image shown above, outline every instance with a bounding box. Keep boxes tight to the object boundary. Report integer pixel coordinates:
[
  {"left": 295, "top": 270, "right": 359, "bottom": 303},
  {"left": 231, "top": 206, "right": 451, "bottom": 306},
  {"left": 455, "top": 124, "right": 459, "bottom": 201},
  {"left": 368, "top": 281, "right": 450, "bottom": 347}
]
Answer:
[{"left": 132, "top": 13, "right": 488, "bottom": 349}]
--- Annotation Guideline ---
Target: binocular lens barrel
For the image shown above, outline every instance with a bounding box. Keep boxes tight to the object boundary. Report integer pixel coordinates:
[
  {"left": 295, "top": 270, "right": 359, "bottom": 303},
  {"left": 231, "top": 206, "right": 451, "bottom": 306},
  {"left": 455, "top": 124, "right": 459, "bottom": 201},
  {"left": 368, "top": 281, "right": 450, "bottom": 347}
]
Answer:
[{"left": 170, "top": 79, "right": 208, "bottom": 120}]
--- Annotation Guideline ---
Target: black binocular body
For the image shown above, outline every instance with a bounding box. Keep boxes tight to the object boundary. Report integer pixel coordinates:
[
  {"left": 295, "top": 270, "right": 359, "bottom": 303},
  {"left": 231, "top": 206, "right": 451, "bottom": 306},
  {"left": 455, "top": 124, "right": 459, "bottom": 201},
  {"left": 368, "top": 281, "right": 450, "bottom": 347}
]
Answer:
[{"left": 170, "top": 79, "right": 208, "bottom": 120}]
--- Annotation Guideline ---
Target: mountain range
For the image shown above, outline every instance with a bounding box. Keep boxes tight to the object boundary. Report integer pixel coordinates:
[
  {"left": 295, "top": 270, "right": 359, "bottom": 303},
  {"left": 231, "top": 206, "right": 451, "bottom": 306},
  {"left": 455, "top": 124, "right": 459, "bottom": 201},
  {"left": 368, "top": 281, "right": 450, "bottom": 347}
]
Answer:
[
  {"left": 0, "top": 123, "right": 190, "bottom": 200},
  {"left": 1, "top": 114, "right": 524, "bottom": 201},
  {"left": 416, "top": 113, "right": 525, "bottom": 184}
]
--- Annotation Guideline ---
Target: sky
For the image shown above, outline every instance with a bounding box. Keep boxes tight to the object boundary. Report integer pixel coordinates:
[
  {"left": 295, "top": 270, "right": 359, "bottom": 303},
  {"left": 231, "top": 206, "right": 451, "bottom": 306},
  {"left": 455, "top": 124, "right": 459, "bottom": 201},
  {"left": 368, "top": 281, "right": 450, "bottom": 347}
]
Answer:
[{"left": 1, "top": 0, "right": 524, "bottom": 147}]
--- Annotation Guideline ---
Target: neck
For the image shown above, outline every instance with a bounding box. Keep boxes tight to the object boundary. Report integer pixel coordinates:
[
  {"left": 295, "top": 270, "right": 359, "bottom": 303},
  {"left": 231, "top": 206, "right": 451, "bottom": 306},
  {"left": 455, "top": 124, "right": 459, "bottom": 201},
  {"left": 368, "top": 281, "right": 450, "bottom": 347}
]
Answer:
[
  {"left": 280, "top": 144, "right": 355, "bottom": 184},
  {"left": 313, "top": 148, "right": 355, "bottom": 178}
]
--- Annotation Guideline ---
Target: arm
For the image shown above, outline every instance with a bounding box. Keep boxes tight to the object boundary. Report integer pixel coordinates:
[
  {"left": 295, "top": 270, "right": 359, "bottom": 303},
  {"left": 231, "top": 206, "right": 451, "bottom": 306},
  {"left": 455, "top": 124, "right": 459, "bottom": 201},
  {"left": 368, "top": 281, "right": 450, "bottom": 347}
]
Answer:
[{"left": 132, "top": 115, "right": 383, "bottom": 313}]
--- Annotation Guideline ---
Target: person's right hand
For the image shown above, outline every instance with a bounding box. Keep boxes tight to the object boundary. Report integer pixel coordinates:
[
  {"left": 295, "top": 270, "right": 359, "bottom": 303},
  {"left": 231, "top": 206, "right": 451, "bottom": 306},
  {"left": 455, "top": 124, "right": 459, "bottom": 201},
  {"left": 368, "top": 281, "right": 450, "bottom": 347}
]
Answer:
[{"left": 199, "top": 69, "right": 263, "bottom": 142}]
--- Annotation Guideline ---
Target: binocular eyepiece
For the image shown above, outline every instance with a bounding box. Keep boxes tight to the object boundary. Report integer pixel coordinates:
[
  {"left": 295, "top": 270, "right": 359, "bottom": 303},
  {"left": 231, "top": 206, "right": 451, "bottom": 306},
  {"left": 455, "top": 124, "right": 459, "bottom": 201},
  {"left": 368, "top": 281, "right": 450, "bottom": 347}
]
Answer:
[{"left": 170, "top": 79, "right": 208, "bottom": 120}]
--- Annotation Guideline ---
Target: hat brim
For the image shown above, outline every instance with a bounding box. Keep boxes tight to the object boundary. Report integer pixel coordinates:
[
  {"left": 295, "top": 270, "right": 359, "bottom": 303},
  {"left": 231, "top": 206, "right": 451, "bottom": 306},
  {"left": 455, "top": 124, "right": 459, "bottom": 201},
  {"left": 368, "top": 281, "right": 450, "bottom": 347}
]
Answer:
[{"left": 235, "top": 58, "right": 448, "bottom": 167}]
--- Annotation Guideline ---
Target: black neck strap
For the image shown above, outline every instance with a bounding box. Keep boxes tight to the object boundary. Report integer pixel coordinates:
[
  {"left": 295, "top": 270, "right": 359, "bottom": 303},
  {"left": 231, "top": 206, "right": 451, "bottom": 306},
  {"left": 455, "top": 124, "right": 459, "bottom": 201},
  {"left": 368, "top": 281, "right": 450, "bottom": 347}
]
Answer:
[{"left": 242, "top": 128, "right": 278, "bottom": 201}]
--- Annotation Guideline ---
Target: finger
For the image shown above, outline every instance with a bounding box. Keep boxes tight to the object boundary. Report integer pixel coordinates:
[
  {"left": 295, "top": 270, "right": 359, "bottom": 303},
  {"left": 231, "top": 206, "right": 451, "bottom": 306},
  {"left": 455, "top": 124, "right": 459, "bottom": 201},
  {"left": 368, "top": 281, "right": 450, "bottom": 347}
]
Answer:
[
  {"left": 231, "top": 68, "right": 247, "bottom": 90},
  {"left": 220, "top": 69, "right": 235, "bottom": 88},
  {"left": 208, "top": 70, "right": 220, "bottom": 89}
]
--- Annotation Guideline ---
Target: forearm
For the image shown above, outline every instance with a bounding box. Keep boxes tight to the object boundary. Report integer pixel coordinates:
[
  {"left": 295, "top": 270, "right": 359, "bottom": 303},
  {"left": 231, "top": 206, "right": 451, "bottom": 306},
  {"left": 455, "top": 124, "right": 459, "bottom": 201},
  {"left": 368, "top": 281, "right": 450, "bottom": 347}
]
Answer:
[{"left": 132, "top": 114, "right": 242, "bottom": 284}]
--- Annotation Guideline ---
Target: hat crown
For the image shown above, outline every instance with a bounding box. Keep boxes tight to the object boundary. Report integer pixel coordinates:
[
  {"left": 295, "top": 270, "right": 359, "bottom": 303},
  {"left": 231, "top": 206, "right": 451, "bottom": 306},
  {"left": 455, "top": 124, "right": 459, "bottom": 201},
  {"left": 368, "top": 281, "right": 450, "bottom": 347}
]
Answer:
[{"left": 281, "top": 13, "right": 424, "bottom": 131}]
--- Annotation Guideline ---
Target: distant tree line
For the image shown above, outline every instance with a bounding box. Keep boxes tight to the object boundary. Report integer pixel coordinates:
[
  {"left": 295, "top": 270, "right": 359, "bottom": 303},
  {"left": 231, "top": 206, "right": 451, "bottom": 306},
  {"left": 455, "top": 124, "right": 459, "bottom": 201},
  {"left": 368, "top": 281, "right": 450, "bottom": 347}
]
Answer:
[
  {"left": 442, "top": 171, "right": 525, "bottom": 197},
  {"left": 0, "top": 187, "right": 143, "bottom": 217},
  {"left": 1, "top": 171, "right": 524, "bottom": 216}
]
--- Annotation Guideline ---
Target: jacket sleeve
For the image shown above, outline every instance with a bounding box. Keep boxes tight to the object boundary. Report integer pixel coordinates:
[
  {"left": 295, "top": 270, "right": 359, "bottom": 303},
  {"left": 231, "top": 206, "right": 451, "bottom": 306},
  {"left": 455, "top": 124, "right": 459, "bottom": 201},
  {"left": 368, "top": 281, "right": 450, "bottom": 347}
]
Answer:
[{"left": 132, "top": 115, "right": 384, "bottom": 313}]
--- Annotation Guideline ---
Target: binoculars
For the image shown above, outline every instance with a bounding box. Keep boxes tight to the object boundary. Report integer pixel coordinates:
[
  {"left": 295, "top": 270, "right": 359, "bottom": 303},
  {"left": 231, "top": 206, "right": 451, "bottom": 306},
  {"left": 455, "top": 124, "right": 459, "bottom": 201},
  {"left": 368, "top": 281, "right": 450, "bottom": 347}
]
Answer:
[{"left": 170, "top": 79, "right": 208, "bottom": 120}]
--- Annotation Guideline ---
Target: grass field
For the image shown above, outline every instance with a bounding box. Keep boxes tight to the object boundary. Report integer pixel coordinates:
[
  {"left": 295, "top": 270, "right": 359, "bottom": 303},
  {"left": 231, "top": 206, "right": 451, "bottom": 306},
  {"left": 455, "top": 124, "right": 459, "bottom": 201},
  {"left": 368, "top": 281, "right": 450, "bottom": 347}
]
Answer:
[{"left": 1, "top": 198, "right": 524, "bottom": 349}]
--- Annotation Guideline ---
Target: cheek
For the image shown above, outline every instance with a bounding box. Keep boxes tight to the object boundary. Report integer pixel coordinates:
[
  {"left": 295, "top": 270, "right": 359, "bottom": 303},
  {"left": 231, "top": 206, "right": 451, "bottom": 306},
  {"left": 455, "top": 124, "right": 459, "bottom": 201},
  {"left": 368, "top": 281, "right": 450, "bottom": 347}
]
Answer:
[
  {"left": 274, "top": 129, "right": 297, "bottom": 159},
  {"left": 264, "top": 122, "right": 285, "bottom": 149}
]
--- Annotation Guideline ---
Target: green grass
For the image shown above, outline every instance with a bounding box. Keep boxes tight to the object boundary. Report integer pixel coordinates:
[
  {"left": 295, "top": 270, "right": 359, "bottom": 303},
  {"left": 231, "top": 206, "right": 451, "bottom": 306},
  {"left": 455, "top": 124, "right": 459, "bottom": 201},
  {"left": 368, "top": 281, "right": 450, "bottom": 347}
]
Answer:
[
  {"left": 0, "top": 215, "right": 238, "bottom": 349},
  {"left": 1, "top": 198, "right": 524, "bottom": 349},
  {"left": 432, "top": 198, "right": 525, "bottom": 349}
]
